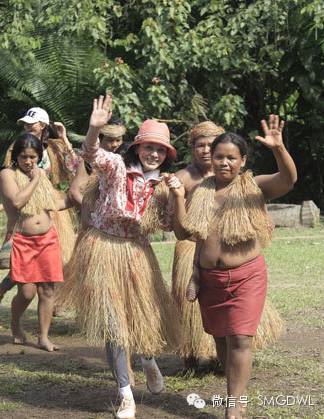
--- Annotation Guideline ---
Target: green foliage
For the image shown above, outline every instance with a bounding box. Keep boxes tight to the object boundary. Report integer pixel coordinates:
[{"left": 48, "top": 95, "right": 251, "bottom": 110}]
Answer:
[
  {"left": 0, "top": 0, "right": 110, "bottom": 52},
  {"left": 56, "top": 181, "right": 70, "bottom": 193},
  {"left": 0, "top": 0, "right": 323, "bottom": 205},
  {"left": 0, "top": 36, "right": 105, "bottom": 146}
]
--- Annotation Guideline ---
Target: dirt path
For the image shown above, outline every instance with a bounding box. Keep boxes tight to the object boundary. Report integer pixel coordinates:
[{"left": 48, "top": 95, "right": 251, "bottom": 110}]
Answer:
[
  {"left": 0, "top": 316, "right": 323, "bottom": 419},
  {"left": 0, "top": 326, "right": 188, "bottom": 419}
]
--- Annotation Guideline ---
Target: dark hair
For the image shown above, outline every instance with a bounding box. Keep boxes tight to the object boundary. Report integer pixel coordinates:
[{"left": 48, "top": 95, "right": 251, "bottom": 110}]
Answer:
[
  {"left": 84, "top": 161, "right": 93, "bottom": 176},
  {"left": 11, "top": 133, "right": 43, "bottom": 165},
  {"left": 84, "top": 142, "right": 131, "bottom": 176},
  {"left": 115, "top": 142, "right": 131, "bottom": 158},
  {"left": 211, "top": 132, "right": 248, "bottom": 158},
  {"left": 99, "top": 133, "right": 124, "bottom": 142},
  {"left": 109, "top": 117, "right": 125, "bottom": 126},
  {"left": 98, "top": 118, "right": 125, "bottom": 142},
  {"left": 40, "top": 122, "right": 59, "bottom": 147},
  {"left": 123, "top": 144, "right": 172, "bottom": 171}
]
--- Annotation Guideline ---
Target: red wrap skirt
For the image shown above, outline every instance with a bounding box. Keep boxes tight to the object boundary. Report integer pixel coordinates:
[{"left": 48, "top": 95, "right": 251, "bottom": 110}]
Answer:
[
  {"left": 10, "top": 227, "right": 64, "bottom": 283},
  {"left": 198, "top": 255, "right": 267, "bottom": 337}
]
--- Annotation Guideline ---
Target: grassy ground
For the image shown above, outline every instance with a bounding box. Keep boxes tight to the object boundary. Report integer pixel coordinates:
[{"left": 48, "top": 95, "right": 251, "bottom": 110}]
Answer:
[{"left": 0, "top": 219, "right": 323, "bottom": 418}]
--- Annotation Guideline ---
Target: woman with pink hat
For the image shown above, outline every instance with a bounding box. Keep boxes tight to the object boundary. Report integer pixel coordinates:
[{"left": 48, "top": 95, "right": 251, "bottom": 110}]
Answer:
[{"left": 58, "top": 95, "right": 179, "bottom": 418}]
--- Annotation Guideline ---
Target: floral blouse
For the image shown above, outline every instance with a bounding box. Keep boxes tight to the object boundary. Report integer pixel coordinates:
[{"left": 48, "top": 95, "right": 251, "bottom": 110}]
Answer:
[{"left": 82, "top": 138, "right": 161, "bottom": 241}]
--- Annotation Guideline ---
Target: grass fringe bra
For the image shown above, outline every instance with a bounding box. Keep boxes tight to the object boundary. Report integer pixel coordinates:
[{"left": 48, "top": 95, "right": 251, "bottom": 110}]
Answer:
[
  {"left": 15, "top": 169, "right": 57, "bottom": 217},
  {"left": 183, "top": 170, "right": 272, "bottom": 247},
  {"left": 140, "top": 181, "right": 172, "bottom": 235}
]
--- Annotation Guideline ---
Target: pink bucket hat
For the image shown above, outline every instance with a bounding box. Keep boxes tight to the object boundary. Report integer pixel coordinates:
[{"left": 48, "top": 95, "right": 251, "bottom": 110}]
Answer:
[{"left": 130, "top": 119, "right": 176, "bottom": 160}]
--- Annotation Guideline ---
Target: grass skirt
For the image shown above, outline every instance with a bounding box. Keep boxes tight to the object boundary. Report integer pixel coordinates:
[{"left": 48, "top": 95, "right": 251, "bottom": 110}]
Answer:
[
  {"left": 172, "top": 241, "right": 284, "bottom": 351},
  {"left": 52, "top": 207, "right": 76, "bottom": 266},
  {"left": 172, "top": 240, "right": 217, "bottom": 359},
  {"left": 253, "top": 298, "right": 284, "bottom": 350},
  {"left": 58, "top": 227, "right": 180, "bottom": 355}
]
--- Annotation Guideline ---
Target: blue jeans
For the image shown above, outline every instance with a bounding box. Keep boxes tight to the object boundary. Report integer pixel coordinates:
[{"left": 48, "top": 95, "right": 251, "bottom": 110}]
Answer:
[
  {"left": 105, "top": 342, "right": 153, "bottom": 388},
  {"left": 106, "top": 342, "right": 129, "bottom": 388}
]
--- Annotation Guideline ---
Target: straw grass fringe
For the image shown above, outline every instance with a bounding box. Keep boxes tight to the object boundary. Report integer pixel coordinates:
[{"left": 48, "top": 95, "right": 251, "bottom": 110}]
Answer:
[
  {"left": 78, "top": 174, "right": 100, "bottom": 230},
  {"left": 140, "top": 181, "right": 171, "bottom": 235},
  {"left": 188, "top": 121, "right": 225, "bottom": 147},
  {"left": 57, "top": 227, "right": 180, "bottom": 355},
  {"left": 47, "top": 139, "right": 74, "bottom": 185},
  {"left": 15, "top": 168, "right": 76, "bottom": 265},
  {"left": 83, "top": 174, "right": 100, "bottom": 205},
  {"left": 254, "top": 300, "right": 285, "bottom": 349},
  {"left": 183, "top": 171, "right": 272, "bottom": 247},
  {"left": 172, "top": 240, "right": 216, "bottom": 359},
  {"left": 51, "top": 207, "right": 76, "bottom": 265},
  {"left": 3, "top": 143, "right": 13, "bottom": 168},
  {"left": 15, "top": 169, "right": 57, "bottom": 217}
]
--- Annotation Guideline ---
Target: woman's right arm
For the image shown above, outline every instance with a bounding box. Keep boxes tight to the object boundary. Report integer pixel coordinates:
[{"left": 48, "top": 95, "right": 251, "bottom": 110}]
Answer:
[
  {"left": 0, "top": 168, "right": 40, "bottom": 210},
  {"left": 68, "top": 161, "right": 89, "bottom": 206},
  {"left": 82, "top": 95, "right": 124, "bottom": 177}
]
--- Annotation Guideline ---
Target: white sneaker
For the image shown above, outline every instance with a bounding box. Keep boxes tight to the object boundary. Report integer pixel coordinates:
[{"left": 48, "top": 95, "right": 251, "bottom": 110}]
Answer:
[
  {"left": 142, "top": 358, "right": 164, "bottom": 395},
  {"left": 116, "top": 395, "right": 136, "bottom": 419}
]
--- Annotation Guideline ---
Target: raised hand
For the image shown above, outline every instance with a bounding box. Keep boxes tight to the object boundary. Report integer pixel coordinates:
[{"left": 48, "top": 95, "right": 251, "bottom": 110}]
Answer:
[
  {"left": 53, "top": 122, "right": 73, "bottom": 150},
  {"left": 256, "top": 114, "right": 285, "bottom": 150},
  {"left": 89, "top": 95, "right": 112, "bottom": 129},
  {"left": 54, "top": 122, "right": 67, "bottom": 139}
]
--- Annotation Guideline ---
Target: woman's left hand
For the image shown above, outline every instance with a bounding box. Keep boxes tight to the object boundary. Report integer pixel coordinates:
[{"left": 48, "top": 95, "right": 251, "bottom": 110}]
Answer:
[
  {"left": 163, "top": 174, "right": 185, "bottom": 198},
  {"left": 255, "top": 114, "right": 285, "bottom": 150},
  {"left": 54, "top": 122, "right": 73, "bottom": 150},
  {"left": 54, "top": 122, "right": 67, "bottom": 140}
]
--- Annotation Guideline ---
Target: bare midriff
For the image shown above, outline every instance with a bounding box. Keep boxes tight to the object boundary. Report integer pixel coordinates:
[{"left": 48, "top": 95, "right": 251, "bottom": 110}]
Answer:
[
  {"left": 4, "top": 202, "right": 53, "bottom": 237},
  {"left": 199, "top": 232, "right": 261, "bottom": 269},
  {"left": 198, "top": 188, "right": 261, "bottom": 269}
]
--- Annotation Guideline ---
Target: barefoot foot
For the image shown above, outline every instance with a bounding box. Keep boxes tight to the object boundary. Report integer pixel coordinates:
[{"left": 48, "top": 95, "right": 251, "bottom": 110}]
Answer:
[
  {"left": 225, "top": 406, "right": 242, "bottom": 419},
  {"left": 11, "top": 325, "right": 27, "bottom": 345},
  {"left": 38, "top": 337, "right": 59, "bottom": 352},
  {"left": 239, "top": 403, "right": 247, "bottom": 418}
]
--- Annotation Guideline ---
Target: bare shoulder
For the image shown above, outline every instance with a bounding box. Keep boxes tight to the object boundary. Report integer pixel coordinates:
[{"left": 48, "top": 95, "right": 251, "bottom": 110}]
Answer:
[
  {"left": 0, "top": 168, "right": 18, "bottom": 197},
  {"left": 175, "top": 167, "right": 190, "bottom": 181},
  {"left": 0, "top": 168, "right": 15, "bottom": 180},
  {"left": 176, "top": 165, "right": 198, "bottom": 184}
]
